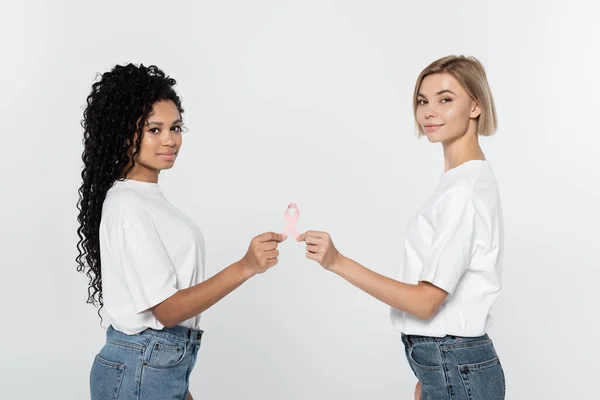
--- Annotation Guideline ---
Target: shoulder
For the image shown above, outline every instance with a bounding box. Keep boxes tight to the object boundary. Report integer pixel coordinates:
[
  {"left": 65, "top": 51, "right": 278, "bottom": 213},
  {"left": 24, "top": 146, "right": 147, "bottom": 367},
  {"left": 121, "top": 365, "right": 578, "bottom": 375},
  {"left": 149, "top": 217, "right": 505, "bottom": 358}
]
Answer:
[
  {"left": 438, "top": 162, "right": 499, "bottom": 208},
  {"left": 102, "top": 184, "right": 153, "bottom": 229},
  {"left": 432, "top": 184, "right": 489, "bottom": 223},
  {"left": 433, "top": 185, "right": 477, "bottom": 212}
]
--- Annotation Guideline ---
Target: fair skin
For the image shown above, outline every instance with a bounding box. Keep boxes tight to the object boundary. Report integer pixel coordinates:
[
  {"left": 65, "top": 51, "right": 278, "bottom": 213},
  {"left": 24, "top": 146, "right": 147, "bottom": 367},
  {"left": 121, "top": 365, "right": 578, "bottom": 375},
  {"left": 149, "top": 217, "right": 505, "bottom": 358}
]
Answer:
[
  {"left": 414, "top": 380, "right": 422, "bottom": 399},
  {"left": 297, "top": 72, "right": 485, "bottom": 399},
  {"left": 126, "top": 100, "right": 287, "bottom": 400}
]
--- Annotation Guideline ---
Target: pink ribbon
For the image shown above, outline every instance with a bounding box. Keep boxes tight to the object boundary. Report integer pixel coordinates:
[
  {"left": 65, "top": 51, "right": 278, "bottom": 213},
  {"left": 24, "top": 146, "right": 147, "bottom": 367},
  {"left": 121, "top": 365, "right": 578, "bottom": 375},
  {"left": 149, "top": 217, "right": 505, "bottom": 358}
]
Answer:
[{"left": 282, "top": 203, "right": 300, "bottom": 239}]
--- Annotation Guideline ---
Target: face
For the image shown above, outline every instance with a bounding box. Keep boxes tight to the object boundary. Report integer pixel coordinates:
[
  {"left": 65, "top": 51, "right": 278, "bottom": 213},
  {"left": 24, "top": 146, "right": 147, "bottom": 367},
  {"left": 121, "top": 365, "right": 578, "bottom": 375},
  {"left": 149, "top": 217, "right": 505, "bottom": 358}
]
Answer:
[
  {"left": 415, "top": 73, "right": 481, "bottom": 144},
  {"left": 128, "top": 100, "right": 183, "bottom": 182}
]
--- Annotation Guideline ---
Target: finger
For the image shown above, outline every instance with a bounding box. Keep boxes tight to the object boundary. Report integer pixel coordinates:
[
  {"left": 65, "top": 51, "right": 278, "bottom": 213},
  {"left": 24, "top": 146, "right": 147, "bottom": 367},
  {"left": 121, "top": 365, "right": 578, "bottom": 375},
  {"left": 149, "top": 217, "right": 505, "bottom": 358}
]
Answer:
[
  {"left": 258, "top": 232, "right": 287, "bottom": 243},
  {"left": 297, "top": 230, "right": 328, "bottom": 242},
  {"left": 296, "top": 231, "right": 307, "bottom": 242},
  {"left": 305, "top": 230, "right": 329, "bottom": 239},
  {"left": 265, "top": 249, "right": 279, "bottom": 259},
  {"left": 304, "top": 236, "right": 326, "bottom": 246},
  {"left": 259, "top": 241, "right": 279, "bottom": 251},
  {"left": 266, "top": 258, "right": 278, "bottom": 268},
  {"left": 306, "top": 244, "right": 321, "bottom": 254},
  {"left": 305, "top": 252, "right": 320, "bottom": 262}
]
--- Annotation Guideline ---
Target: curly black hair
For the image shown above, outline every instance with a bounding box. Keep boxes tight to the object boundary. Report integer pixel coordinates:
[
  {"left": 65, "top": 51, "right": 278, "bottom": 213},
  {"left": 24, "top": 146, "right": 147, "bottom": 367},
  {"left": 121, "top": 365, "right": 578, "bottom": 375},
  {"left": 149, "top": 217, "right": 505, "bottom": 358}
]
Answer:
[{"left": 76, "top": 63, "right": 184, "bottom": 317}]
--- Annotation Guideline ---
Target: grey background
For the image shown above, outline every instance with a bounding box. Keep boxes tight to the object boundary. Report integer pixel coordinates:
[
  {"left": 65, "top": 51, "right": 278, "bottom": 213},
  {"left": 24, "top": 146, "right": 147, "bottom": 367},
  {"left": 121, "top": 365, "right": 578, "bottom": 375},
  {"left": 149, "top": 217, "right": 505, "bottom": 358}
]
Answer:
[{"left": 1, "top": 0, "right": 598, "bottom": 398}]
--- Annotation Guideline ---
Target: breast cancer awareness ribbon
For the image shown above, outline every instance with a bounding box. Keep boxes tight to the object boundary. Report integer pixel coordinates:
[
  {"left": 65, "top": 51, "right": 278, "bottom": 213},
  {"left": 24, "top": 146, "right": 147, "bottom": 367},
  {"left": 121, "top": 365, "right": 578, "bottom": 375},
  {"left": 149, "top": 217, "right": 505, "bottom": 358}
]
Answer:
[{"left": 282, "top": 203, "right": 300, "bottom": 239}]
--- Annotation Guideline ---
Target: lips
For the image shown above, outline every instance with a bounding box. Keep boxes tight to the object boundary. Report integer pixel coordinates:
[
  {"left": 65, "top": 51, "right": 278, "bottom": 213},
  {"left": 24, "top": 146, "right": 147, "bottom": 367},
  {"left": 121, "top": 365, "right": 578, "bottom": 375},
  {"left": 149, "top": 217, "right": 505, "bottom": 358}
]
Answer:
[
  {"left": 157, "top": 152, "right": 177, "bottom": 161},
  {"left": 424, "top": 124, "right": 444, "bottom": 133}
]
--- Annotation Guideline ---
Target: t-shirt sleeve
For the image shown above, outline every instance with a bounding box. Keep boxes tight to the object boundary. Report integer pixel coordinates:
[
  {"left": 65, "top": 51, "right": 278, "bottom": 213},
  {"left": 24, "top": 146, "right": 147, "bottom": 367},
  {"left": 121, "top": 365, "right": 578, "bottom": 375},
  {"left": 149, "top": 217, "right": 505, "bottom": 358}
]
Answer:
[
  {"left": 418, "top": 187, "right": 486, "bottom": 294},
  {"left": 112, "top": 223, "right": 179, "bottom": 313}
]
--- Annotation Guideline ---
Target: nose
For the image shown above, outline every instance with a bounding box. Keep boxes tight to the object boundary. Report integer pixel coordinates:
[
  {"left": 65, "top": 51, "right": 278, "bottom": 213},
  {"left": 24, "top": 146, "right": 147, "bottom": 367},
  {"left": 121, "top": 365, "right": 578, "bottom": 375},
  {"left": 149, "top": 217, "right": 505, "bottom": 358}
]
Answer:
[
  {"left": 161, "top": 130, "right": 176, "bottom": 146},
  {"left": 423, "top": 104, "right": 436, "bottom": 119}
]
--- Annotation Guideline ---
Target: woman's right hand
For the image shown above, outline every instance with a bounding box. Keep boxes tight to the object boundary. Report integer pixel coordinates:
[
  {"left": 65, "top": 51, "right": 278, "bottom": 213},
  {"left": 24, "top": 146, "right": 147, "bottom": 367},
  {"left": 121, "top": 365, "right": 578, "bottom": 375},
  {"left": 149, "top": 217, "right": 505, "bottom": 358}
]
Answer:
[{"left": 239, "top": 232, "right": 287, "bottom": 276}]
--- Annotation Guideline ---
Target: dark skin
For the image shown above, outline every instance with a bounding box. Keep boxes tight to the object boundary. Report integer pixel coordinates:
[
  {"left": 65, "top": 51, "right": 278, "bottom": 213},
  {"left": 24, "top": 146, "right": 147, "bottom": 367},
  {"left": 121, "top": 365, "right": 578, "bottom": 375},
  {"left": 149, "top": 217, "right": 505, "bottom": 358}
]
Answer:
[
  {"left": 126, "top": 100, "right": 287, "bottom": 398},
  {"left": 150, "top": 232, "right": 286, "bottom": 327}
]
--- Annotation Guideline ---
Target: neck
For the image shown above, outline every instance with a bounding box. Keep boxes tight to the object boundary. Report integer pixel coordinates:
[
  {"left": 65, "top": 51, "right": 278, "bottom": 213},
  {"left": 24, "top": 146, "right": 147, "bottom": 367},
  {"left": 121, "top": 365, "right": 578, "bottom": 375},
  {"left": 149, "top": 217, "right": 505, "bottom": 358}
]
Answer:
[
  {"left": 442, "top": 127, "right": 485, "bottom": 172},
  {"left": 124, "top": 164, "right": 160, "bottom": 183}
]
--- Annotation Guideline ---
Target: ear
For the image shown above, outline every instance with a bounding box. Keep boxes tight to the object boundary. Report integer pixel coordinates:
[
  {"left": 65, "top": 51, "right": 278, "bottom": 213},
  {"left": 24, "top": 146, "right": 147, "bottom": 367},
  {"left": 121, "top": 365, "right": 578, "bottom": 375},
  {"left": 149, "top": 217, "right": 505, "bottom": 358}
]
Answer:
[{"left": 470, "top": 101, "right": 482, "bottom": 119}]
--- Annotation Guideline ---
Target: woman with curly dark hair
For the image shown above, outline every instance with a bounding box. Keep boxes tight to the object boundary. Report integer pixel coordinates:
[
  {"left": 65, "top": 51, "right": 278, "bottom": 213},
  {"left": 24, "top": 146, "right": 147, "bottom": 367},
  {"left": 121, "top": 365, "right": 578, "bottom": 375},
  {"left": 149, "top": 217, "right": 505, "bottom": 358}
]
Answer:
[{"left": 76, "top": 63, "right": 287, "bottom": 400}]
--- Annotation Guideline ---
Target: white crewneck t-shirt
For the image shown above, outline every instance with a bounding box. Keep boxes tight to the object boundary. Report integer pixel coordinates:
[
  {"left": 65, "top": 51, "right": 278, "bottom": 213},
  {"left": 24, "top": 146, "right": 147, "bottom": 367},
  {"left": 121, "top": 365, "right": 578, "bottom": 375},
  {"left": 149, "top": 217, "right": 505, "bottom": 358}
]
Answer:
[
  {"left": 99, "top": 179, "right": 205, "bottom": 335},
  {"left": 390, "top": 160, "right": 504, "bottom": 337}
]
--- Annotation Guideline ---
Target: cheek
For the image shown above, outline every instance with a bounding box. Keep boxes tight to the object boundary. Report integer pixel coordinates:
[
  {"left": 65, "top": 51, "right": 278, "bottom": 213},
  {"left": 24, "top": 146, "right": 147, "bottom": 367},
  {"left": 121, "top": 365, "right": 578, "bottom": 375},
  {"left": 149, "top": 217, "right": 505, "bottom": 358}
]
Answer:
[
  {"left": 440, "top": 104, "right": 469, "bottom": 128},
  {"left": 440, "top": 106, "right": 457, "bottom": 123},
  {"left": 138, "top": 135, "right": 158, "bottom": 155},
  {"left": 416, "top": 108, "right": 427, "bottom": 125}
]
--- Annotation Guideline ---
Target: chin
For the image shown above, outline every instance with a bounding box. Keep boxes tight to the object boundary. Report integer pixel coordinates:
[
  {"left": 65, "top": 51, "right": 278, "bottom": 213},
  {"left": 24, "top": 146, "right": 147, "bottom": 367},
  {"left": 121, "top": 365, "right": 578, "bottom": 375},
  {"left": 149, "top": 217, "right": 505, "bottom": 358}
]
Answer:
[
  {"left": 156, "top": 161, "right": 176, "bottom": 170},
  {"left": 424, "top": 129, "right": 462, "bottom": 144},
  {"left": 424, "top": 132, "right": 444, "bottom": 143}
]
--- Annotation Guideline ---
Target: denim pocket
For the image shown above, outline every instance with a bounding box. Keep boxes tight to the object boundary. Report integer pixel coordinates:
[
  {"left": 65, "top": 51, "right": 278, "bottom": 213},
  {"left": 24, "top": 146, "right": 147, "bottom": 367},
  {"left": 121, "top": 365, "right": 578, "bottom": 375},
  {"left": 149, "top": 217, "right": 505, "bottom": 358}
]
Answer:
[
  {"left": 146, "top": 339, "right": 187, "bottom": 369},
  {"left": 407, "top": 343, "right": 448, "bottom": 399},
  {"left": 458, "top": 356, "right": 505, "bottom": 400},
  {"left": 90, "top": 355, "right": 124, "bottom": 400},
  {"left": 408, "top": 342, "right": 443, "bottom": 372}
]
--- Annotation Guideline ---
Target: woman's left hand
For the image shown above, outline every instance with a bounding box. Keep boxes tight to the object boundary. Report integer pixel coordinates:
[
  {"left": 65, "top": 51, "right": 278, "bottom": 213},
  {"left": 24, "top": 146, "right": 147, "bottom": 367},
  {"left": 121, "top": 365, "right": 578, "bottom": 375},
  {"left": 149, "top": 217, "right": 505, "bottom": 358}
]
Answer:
[
  {"left": 297, "top": 230, "right": 343, "bottom": 271},
  {"left": 414, "top": 381, "right": 422, "bottom": 399}
]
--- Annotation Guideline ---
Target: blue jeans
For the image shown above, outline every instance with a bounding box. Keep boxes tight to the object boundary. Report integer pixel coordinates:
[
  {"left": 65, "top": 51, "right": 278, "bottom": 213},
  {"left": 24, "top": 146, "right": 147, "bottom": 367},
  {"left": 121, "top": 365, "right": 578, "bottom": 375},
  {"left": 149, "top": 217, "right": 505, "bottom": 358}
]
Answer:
[
  {"left": 402, "top": 333, "right": 505, "bottom": 399},
  {"left": 90, "top": 325, "right": 203, "bottom": 400}
]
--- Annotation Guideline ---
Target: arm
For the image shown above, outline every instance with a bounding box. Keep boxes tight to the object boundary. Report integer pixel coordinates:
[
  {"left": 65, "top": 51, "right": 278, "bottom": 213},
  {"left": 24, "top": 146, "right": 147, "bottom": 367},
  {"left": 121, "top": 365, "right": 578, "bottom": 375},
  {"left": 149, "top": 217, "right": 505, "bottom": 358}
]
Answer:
[
  {"left": 298, "top": 189, "right": 482, "bottom": 320},
  {"left": 152, "top": 232, "right": 286, "bottom": 327},
  {"left": 152, "top": 260, "right": 252, "bottom": 327},
  {"left": 297, "top": 231, "right": 447, "bottom": 320},
  {"left": 331, "top": 254, "right": 447, "bottom": 320}
]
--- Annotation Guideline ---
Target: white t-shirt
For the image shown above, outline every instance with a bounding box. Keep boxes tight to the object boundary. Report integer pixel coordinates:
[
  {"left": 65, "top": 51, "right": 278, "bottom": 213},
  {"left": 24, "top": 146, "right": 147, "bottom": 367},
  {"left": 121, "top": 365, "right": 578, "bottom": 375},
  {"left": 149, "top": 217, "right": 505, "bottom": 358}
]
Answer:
[
  {"left": 99, "top": 179, "right": 205, "bottom": 335},
  {"left": 390, "top": 160, "right": 503, "bottom": 337}
]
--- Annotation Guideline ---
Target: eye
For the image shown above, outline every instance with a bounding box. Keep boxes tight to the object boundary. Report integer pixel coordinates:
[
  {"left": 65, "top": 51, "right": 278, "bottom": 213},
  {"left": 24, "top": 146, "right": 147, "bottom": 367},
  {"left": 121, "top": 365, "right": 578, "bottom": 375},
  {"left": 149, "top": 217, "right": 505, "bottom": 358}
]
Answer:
[
  {"left": 417, "top": 99, "right": 427, "bottom": 106},
  {"left": 172, "top": 125, "right": 183, "bottom": 133},
  {"left": 148, "top": 127, "right": 160, "bottom": 134},
  {"left": 440, "top": 97, "right": 453, "bottom": 103}
]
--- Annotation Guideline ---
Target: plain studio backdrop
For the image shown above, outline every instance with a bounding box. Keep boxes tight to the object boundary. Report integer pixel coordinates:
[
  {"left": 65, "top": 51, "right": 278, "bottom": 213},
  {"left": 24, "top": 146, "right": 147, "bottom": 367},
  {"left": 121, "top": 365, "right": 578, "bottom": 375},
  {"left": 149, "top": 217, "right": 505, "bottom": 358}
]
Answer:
[{"left": 1, "top": 0, "right": 599, "bottom": 398}]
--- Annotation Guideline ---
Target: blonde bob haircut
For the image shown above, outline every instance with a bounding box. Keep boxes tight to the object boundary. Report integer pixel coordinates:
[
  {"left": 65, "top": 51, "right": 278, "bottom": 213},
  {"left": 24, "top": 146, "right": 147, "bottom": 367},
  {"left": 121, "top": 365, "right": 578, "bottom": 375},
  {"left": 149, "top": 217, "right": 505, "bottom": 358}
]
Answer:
[{"left": 413, "top": 55, "right": 497, "bottom": 137}]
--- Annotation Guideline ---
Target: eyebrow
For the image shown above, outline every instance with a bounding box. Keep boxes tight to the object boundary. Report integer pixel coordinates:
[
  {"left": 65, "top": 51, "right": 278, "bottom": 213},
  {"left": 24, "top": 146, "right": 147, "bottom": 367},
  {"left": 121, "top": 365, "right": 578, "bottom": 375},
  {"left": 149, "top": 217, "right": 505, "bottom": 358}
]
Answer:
[
  {"left": 417, "top": 89, "right": 456, "bottom": 98},
  {"left": 147, "top": 119, "right": 183, "bottom": 126}
]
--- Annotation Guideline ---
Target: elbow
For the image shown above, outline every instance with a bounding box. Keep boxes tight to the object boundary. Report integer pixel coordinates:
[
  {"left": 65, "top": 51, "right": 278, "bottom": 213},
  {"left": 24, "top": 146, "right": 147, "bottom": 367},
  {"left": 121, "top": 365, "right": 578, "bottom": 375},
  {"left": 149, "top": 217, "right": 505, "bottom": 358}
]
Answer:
[
  {"left": 152, "top": 305, "right": 179, "bottom": 328},
  {"left": 159, "top": 317, "right": 177, "bottom": 328},
  {"left": 151, "top": 292, "right": 184, "bottom": 328},
  {"left": 156, "top": 314, "right": 178, "bottom": 328},
  {"left": 412, "top": 282, "right": 447, "bottom": 320},
  {"left": 415, "top": 302, "right": 441, "bottom": 321},
  {"left": 414, "top": 310, "right": 432, "bottom": 321}
]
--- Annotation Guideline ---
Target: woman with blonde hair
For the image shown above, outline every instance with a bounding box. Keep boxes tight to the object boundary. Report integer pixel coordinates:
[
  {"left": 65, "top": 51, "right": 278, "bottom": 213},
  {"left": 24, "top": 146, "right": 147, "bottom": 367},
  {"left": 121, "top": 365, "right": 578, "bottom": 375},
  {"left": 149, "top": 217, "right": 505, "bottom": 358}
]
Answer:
[{"left": 298, "top": 55, "right": 506, "bottom": 399}]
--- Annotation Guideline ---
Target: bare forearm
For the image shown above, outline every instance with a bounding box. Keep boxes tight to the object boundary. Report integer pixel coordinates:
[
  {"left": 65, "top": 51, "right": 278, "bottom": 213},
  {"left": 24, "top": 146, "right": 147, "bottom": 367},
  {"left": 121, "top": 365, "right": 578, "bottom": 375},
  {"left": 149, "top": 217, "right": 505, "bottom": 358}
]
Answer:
[
  {"left": 331, "top": 256, "right": 435, "bottom": 319},
  {"left": 153, "top": 261, "right": 253, "bottom": 327},
  {"left": 297, "top": 230, "right": 447, "bottom": 320}
]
